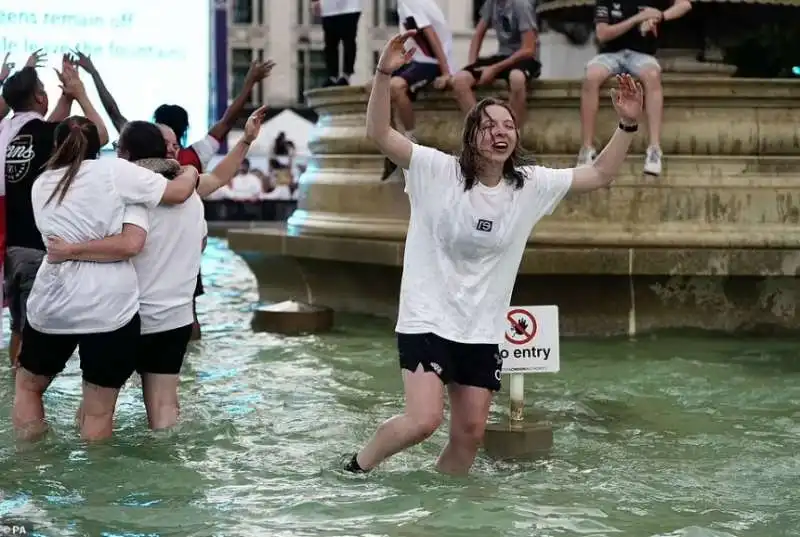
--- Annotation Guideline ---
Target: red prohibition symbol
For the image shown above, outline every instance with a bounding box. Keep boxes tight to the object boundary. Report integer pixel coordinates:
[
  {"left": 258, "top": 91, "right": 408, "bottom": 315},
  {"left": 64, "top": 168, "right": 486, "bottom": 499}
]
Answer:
[{"left": 505, "top": 309, "right": 537, "bottom": 345}]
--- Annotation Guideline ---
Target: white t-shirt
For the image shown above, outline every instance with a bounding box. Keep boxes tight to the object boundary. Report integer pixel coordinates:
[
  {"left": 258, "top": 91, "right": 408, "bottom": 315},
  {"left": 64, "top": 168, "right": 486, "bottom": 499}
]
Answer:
[
  {"left": 398, "top": 0, "right": 455, "bottom": 73},
  {"left": 130, "top": 192, "right": 207, "bottom": 334},
  {"left": 190, "top": 134, "right": 221, "bottom": 170},
  {"left": 28, "top": 158, "right": 167, "bottom": 334},
  {"left": 397, "top": 144, "right": 573, "bottom": 344},
  {"left": 229, "top": 173, "right": 264, "bottom": 200},
  {"left": 321, "top": 0, "right": 361, "bottom": 16}
]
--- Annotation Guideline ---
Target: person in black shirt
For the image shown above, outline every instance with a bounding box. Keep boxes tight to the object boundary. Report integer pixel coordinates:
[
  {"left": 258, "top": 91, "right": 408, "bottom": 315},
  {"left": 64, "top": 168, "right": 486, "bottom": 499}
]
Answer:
[
  {"left": 1, "top": 62, "right": 109, "bottom": 366},
  {"left": 578, "top": 0, "right": 692, "bottom": 176}
]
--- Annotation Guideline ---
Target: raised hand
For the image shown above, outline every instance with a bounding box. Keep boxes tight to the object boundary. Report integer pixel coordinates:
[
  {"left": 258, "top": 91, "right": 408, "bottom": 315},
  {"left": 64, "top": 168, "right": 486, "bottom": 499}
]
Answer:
[
  {"left": 0, "top": 52, "right": 12, "bottom": 81},
  {"left": 610, "top": 74, "right": 644, "bottom": 124},
  {"left": 376, "top": 31, "right": 416, "bottom": 75},
  {"left": 245, "top": 60, "right": 276, "bottom": 85},
  {"left": 243, "top": 105, "right": 268, "bottom": 143},
  {"left": 70, "top": 49, "right": 96, "bottom": 74},
  {"left": 24, "top": 48, "right": 47, "bottom": 69}
]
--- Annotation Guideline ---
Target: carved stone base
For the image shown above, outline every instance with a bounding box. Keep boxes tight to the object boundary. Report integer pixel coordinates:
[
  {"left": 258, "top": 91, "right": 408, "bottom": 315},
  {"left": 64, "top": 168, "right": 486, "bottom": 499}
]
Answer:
[{"left": 484, "top": 421, "right": 554, "bottom": 461}]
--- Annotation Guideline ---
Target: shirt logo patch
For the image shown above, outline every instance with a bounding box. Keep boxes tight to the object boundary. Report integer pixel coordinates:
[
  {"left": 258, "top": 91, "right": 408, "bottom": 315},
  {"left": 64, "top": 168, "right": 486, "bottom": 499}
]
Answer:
[
  {"left": 5, "top": 134, "right": 35, "bottom": 183},
  {"left": 476, "top": 219, "right": 493, "bottom": 232}
]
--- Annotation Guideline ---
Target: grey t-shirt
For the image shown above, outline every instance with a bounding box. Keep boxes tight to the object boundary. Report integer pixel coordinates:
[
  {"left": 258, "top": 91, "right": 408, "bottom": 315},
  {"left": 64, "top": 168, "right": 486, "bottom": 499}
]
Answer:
[{"left": 479, "top": 0, "right": 538, "bottom": 57}]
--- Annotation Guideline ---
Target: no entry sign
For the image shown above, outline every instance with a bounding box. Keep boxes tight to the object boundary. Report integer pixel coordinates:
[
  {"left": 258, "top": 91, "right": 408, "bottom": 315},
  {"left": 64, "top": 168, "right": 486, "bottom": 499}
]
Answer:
[{"left": 499, "top": 305, "right": 560, "bottom": 373}]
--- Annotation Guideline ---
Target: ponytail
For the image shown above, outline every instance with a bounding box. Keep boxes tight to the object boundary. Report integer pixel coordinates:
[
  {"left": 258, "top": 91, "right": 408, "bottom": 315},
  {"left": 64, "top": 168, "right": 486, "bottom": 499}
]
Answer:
[{"left": 43, "top": 116, "right": 102, "bottom": 206}]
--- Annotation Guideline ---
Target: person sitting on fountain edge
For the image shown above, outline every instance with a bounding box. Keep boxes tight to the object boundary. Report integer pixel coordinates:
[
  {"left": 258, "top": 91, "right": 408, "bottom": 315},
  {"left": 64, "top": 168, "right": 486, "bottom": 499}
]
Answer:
[
  {"left": 450, "top": 0, "right": 540, "bottom": 130},
  {"left": 343, "top": 31, "right": 645, "bottom": 476},
  {"left": 577, "top": 0, "right": 692, "bottom": 176}
]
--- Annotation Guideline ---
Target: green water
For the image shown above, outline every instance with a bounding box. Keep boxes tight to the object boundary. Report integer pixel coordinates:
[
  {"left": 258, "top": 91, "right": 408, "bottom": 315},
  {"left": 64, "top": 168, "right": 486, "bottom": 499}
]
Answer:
[{"left": 0, "top": 239, "right": 798, "bottom": 537}]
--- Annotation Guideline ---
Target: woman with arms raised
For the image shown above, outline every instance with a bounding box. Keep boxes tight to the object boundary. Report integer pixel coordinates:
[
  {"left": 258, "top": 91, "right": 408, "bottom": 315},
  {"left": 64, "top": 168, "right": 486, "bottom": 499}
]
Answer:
[
  {"left": 48, "top": 107, "right": 268, "bottom": 431},
  {"left": 344, "top": 31, "right": 644, "bottom": 475},
  {"left": 12, "top": 116, "right": 199, "bottom": 442}
]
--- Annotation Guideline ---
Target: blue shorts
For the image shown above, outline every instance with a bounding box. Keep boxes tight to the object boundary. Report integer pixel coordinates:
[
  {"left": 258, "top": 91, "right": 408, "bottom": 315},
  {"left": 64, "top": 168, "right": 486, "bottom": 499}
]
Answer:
[
  {"left": 392, "top": 61, "right": 441, "bottom": 99},
  {"left": 587, "top": 50, "right": 660, "bottom": 77}
]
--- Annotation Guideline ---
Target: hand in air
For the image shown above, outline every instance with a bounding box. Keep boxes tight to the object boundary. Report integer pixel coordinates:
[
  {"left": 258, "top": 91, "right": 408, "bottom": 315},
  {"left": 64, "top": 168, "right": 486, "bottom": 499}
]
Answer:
[
  {"left": 611, "top": 74, "right": 644, "bottom": 124},
  {"left": 46, "top": 237, "right": 72, "bottom": 264},
  {"left": 55, "top": 60, "right": 85, "bottom": 99},
  {"left": 70, "top": 49, "right": 96, "bottom": 74},
  {"left": 0, "top": 53, "right": 12, "bottom": 81},
  {"left": 24, "top": 48, "right": 47, "bottom": 69},
  {"left": 377, "top": 31, "right": 416, "bottom": 74},
  {"left": 245, "top": 60, "right": 276, "bottom": 85},
  {"left": 243, "top": 105, "right": 268, "bottom": 143}
]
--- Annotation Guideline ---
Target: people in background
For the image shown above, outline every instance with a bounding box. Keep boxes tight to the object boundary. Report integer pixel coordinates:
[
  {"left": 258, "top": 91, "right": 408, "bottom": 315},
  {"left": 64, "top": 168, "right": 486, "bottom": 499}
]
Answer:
[
  {"left": 269, "top": 131, "right": 293, "bottom": 171},
  {"left": 346, "top": 32, "right": 643, "bottom": 475},
  {"left": 13, "top": 116, "right": 199, "bottom": 441},
  {"left": 450, "top": 0, "right": 540, "bottom": 129},
  {"left": 377, "top": 0, "right": 455, "bottom": 180},
  {"left": 1, "top": 56, "right": 107, "bottom": 367},
  {"left": 312, "top": 0, "right": 362, "bottom": 87},
  {"left": 228, "top": 158, "right": 264, "bottom": 201},
  {"left": 578, "top": 0, "right": 692, "bottom": 176}
]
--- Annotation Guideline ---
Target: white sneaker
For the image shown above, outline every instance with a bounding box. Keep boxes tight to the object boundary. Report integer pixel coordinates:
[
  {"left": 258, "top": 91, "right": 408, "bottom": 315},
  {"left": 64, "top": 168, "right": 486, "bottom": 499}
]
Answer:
[
  {"left": 643, "top": 146, "right": 663, "bottom": 176},
  {"left": 577, "top": 146, "right": 597, "bottom": 166}
]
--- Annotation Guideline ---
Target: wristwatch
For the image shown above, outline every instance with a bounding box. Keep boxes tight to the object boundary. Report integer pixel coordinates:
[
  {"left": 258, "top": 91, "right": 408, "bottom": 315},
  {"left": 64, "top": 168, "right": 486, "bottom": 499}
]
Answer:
[{"left": 619, "top": 122, "right": 638, "bottom": 133}]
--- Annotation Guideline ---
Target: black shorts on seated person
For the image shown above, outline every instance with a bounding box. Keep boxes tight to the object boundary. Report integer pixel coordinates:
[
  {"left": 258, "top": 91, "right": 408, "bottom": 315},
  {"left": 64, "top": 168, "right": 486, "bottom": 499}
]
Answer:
[
  {"left": 18, "top": 313, "right": 141, "bottom": 389},
  {"left": 462, "top": 54, "right": 541, "bottom": 82},
  {"left": 136, "top": 324, "right": 193, "bottom": 375},
  {"left": 397, "top": 332, "right": 503, "bottom": 392}
]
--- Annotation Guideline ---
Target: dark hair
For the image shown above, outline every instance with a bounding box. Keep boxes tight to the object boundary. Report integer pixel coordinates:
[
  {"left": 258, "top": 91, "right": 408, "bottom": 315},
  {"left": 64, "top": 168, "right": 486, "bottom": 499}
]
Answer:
[
  {"left": 119, "top": 121, "right": 168, "bottom": 161},
  {"left": 458, "top": 98, "right": 533, "bottom": 191},
  {"left": 1, "top": 67, "right": 40, "bottom": 112},
  {"left": 153, "top": 104, "right": 189, "bottom": 146},
  {"left": 44, "top": 116, "right": 102, "bottom": 205}
]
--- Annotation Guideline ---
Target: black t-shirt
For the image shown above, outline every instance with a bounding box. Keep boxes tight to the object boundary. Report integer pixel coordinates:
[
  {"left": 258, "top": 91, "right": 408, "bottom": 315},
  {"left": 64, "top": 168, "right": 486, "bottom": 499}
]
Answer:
[
  {"left": 4, "top": 118, "right": 58, "bottom": 251},
  {"left": 595, "top": 0, "right": 661, "bottom": 56}
]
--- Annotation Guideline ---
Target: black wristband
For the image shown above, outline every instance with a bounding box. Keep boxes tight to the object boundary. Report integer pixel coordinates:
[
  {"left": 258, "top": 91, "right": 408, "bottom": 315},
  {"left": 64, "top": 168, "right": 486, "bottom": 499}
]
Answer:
[
  {"left": 375, "top": 67, "right": 393, "bottom": 77},
  {"left": 619, "top": 122, "right": 638, "bottom": 133}
]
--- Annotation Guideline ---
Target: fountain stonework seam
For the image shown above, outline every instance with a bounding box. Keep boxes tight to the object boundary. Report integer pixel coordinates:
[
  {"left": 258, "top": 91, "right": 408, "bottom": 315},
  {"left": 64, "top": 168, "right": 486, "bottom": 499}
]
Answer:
[{"left": 229, "top": 78, "right": 800, "bottom": 337}]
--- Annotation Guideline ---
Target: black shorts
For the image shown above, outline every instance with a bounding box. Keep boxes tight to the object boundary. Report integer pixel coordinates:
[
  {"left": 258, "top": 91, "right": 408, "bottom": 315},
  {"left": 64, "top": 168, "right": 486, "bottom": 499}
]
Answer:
[
  {"left": 194, "top": 272, "right": 204, "bottom": 298},
  {"left": 18, "top": 314, "right": 141, "bottom": 389},
  {"left": 137, "top": 324, "right": 193, "bottom": 375},
  {"left": 462, "top": 54, "right": 541, "bottom": 82},
  {"left": 5, "top": 247, "right": 45, "bottom": 333},
  {"left": 397, "top": 332, "right": 502, "bottom": 392},
  {"left": 392, "top": 61, "right": 441, "bottom": 99}
]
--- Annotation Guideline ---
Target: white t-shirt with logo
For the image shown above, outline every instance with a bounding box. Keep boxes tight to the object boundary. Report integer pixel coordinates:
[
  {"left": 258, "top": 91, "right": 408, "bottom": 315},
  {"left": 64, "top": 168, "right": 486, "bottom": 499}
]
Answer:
[
  {"left": 130, "top": 192, "right": 207, "bottom": 335},
  {"left": 398, "top": 0, "right": 455, "bottom": 73},
  {"left": 397, "top": 144, "right": 573, "bottom": 344},
  {"left": 27, "top": 158, "right": 167, "bottom": 334},
  {"left": 320, "top": 0, "right": 361, "bottom": 16}
]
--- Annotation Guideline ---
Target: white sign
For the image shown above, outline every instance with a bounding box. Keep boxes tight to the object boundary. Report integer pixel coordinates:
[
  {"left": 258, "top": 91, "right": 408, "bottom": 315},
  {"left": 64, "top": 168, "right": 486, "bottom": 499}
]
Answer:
[{"left": 500, "top": 305, "right": 560, "bottom": 373}]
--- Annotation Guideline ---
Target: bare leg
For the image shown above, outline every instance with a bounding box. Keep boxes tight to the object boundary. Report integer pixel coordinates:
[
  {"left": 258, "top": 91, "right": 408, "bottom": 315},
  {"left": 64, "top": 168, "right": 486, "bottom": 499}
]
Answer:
[
  {"left": 389, "top": 76, "right": 415, "bottom": 132},
  {"left": 580, "top": 65, "right": 612, "bottom": 148},
  {"left": 9, "top": 331, "right": 21, "bottom": 368},
  {"left": 638, "top": 67, "right": 663, "bottom": 147},
  {"left": 80, "top": 381, "right": 120, "bottom": 441},
  {"left": 353, "top": 365, "right": 445, "bottom": 471},
  {"left": 450, "top": 71, "right": 478, "bottom": 115},
  {"left": 507, "top": 70, "right": 528, "bottom": 129},
  {"left": 141, "top": 373, "right": 180, "bottom": 430},
  {"left": 436, "top": 383, "right": 492, "bottom": 475},
  {"left": 12, "top": 367, "right": 52, "bottom": 441}
]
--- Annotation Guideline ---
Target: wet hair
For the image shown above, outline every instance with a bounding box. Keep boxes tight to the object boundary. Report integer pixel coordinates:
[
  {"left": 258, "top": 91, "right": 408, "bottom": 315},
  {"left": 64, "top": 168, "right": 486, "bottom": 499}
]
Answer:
[
  {"left": 43, "top": 116, "right": 102, "bottom": 205},
  {"left": 457, "top": 98, "right": 534, "bottom": 191},
  {"left": 153, "top": 104, "right": 189, "bottom": 146},
  {"left": 119, "top": 121, "right": 168, "bottom": 161},
  {"left": 1, "top": 67, "right": 41, "bottom": 112}
]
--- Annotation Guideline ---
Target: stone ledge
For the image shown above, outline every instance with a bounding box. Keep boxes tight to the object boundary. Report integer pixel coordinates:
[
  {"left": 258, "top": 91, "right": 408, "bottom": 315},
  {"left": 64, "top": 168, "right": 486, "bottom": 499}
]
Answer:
[{"left": 227, "top": 226, "right": 800, "bottom": 276}]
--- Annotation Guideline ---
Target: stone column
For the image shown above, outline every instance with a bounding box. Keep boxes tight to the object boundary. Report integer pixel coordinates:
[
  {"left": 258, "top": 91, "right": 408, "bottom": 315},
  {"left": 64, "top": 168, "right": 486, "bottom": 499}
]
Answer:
[{"left": 266, "top": 0, "right": 296, "bottom": 103}]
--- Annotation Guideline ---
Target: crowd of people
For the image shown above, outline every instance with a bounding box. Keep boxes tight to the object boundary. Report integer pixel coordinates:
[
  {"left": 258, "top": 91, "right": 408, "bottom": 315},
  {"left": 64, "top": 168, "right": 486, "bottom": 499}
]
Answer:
[
  {"left": 0, "top": 48, "right": 274, "bottom": 440},
  {"left": 0, "top": 0, "right": 690, "bottom": 477}
]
